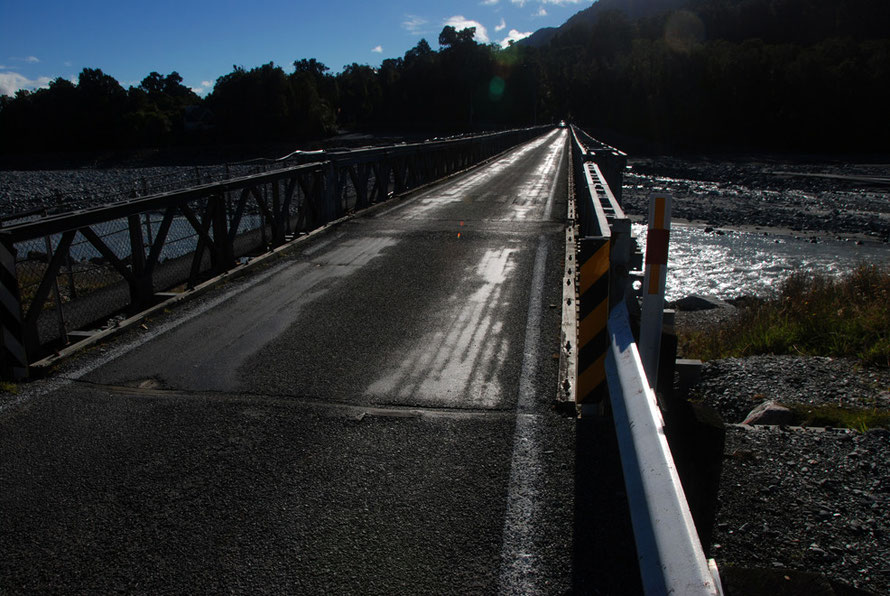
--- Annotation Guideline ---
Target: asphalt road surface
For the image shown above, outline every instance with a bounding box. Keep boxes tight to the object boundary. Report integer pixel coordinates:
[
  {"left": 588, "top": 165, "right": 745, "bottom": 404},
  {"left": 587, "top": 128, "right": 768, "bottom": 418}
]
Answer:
[{"left": 1, "top": 130, "right": 641, "bottom": 594}]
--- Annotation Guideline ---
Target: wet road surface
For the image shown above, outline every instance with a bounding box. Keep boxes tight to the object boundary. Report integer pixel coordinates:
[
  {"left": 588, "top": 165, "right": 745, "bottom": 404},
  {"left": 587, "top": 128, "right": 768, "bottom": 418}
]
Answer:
[{"left": 0, "top": 130, "right": 641, "bottom": 594}]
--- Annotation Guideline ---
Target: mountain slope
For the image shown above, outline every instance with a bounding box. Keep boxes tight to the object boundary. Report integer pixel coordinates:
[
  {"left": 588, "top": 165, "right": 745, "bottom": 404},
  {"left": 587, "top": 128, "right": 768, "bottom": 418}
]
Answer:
[{"left": 519, "top": 0, "right": 689, "bottom": 47}]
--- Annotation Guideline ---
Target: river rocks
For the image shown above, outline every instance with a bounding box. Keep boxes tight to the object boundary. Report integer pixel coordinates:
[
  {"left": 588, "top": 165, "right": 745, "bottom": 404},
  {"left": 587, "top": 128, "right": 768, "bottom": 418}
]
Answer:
[
  {"left": 623, "top": 156, "right": 890, "bottom": 242},
  {"left": 672, "top": 294, "right": 731, "bottom": 311},
  {"left": 742, "top": 400, "right": 796, "bottom": 425},
  {"left": 715, "top": 425, "right": 890, "bottom": 595},
  {"left": 0, "top": 164, "right": 258, "bottom": 219},
  {"left": 685, "top": 349, "right": 890, "bottom": 595},
  {"left": 692, "top": 355, "right": 890, "bottom": 424}
]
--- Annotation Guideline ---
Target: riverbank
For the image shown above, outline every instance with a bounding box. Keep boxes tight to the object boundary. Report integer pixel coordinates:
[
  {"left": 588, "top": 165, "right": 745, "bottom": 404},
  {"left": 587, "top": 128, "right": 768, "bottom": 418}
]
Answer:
[
  {"left": 672, "top": 302, "right": 890, "bottom": 595},
  {"left": 623, "top": 155, "right": 890, "bottom": 243},
  {"left": 635, "top": 157, "right": 890, "bottom": 593}
]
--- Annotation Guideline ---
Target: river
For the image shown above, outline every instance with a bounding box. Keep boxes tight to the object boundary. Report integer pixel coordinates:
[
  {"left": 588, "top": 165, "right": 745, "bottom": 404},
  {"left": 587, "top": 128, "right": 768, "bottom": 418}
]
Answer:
[{"left": 635, "top": 222, "right": 889, "bottom": 301}]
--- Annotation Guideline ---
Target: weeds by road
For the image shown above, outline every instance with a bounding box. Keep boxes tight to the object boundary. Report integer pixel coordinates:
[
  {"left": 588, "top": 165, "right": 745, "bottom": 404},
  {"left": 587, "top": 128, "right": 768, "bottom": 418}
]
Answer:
[{"left": 682, "top": 264, "right": 890, "bottom": 367}]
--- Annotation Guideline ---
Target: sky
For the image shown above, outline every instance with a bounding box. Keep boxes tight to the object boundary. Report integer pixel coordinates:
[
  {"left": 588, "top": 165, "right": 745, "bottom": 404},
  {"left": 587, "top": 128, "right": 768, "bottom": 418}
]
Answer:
[{"left": 0, "top": 0, "right": 594, "bottom": 97}]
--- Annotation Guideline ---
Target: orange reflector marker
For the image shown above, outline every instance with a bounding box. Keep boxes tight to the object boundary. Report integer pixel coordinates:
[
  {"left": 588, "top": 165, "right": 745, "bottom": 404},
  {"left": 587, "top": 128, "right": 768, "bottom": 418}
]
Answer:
[{"left": 639, "top": 193, "right": 672, "bottom": 387}]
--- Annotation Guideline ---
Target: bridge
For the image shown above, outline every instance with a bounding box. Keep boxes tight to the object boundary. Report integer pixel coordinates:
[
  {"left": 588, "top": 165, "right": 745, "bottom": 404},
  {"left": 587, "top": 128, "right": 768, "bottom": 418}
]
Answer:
[{"left": 0, "top": 127, "right": 720, "bottom": 594}]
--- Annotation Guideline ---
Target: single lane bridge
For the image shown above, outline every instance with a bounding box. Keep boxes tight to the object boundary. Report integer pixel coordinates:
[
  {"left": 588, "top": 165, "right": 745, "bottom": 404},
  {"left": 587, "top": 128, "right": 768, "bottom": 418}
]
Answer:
[{"left": 0, "top": 127, "right": 718, "bottom": 594}]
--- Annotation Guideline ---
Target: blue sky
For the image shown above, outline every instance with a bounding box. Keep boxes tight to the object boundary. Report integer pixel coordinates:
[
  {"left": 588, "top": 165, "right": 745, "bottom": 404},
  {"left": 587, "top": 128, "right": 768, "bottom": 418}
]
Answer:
[{"left": 0, "top": 0, "right": 594, "bottom": 97}]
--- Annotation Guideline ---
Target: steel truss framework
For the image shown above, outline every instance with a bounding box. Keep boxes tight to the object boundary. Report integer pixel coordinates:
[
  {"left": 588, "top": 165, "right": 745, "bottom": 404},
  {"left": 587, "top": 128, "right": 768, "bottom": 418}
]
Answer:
[{"left": 0, "top": 126, "right": 548, "bottom": 376}]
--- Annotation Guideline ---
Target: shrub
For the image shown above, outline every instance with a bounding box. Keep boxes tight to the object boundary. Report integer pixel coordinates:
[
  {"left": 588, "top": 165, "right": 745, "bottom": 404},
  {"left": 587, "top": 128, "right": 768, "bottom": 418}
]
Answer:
[{"left": 681, "top": 264, "right": 890, "bottom": 367}]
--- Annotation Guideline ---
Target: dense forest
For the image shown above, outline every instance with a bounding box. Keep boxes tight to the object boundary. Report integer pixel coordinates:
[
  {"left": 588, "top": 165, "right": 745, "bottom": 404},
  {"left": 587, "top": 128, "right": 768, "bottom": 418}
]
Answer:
[{"left": 1, "top": 0, "right": 888, "bottom": 154}]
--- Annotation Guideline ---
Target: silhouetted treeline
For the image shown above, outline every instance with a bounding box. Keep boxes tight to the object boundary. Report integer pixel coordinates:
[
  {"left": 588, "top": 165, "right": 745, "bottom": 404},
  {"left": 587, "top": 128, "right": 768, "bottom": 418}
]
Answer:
[
  {"left": 1, "top": 0, "right": 888, "bottom": 155},
  {"left": 0, "top": 69, "right": 202, "bottom": 152},
  {"left": 543, "top": 0, "right": 890, "bottom": 150}
]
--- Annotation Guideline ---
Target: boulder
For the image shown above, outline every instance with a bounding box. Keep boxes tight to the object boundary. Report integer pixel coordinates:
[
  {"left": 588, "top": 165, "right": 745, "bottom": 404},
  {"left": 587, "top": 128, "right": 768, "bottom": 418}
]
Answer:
[
  {"left": 743, "top": 400, "right": 797, "bottom": 426},
  {"left": 672, "top": 294, "right": 731, "bottom": 312}
]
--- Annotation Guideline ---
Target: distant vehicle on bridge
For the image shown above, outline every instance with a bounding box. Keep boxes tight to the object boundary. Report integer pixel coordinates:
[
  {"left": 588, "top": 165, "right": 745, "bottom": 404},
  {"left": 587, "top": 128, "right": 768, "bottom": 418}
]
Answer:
[{"left": 558, "top": 120, "right": 567, "bottom": 128}]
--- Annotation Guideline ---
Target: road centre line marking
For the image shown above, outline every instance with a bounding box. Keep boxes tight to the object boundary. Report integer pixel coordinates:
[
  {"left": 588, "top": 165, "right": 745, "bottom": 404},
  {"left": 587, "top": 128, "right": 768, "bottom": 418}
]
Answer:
[
  {"left": 498, "top": 234, "right": 549, "bottom": 594},
  {"left": 544, "top": 132, "right": 566, "bottom": 221}
]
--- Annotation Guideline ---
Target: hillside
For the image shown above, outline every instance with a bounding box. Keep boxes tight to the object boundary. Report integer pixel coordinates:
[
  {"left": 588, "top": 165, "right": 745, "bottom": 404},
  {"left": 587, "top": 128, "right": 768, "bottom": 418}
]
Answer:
[
  {"left": 520, "top": 0, "right": 688, "bottom": 47},
  {"left": 521, "top": 0, "right": 890, "bottom": 47}
]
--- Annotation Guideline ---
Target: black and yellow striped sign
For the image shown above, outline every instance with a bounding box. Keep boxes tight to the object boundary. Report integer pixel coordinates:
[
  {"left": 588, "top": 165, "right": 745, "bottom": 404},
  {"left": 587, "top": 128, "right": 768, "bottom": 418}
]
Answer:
[
  {"left": 0, "top": 237, "right": 28, "bottom": 379},
  {"left": 577, "top": 236, "right": 610, "bottom": 403}
]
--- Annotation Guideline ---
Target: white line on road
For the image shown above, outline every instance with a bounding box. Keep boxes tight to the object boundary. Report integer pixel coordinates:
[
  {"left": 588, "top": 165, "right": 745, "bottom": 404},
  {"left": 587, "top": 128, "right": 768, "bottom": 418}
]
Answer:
[
  {"left": 543, "top": 133, "right": 566, "bottom": 221},
  {"left": 498, "top": 234, "right": 549, "bottom": 595}
]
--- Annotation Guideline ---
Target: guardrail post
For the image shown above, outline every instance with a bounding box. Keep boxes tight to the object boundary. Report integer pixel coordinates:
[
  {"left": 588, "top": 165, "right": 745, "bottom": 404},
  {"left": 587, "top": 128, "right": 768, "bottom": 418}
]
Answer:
[
  {"left": 127, "top": 214, "right": 154, "bottom": 311},
  {"left": 577, "top": 236, "right": 610, "bottom": 405},
  {"left": 599, "top": 150, "right": 627, "bottom": 206},
  {"left": 271, "top": 179, "right": 285, "bottom": 246},
  {"left": 0, "top": 236, "right": 28, "bottom": 380},
  {"left": 212, "top": 193, "right": 235, "bottom": 270},
  {"left": 609, "top": 217, "right": 632, "bottom": 308},
  {"left": 639, "top": 193, "right": 671, "bottom": 388},
  {"left": 322, "top": 162, "right": 337, "bottom": 224}
]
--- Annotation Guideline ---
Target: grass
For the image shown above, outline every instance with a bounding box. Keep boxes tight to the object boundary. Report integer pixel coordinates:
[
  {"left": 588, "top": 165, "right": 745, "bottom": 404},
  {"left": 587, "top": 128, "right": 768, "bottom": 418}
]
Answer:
[
  {"left": 681, "top": 264, "right": 890, "bottom": 367},
  {"left": 0, "top": 381, "right": 18, "bottom": 394},
  {"left": 681, "top": 264, "right": 890, "bottom": 431},
  {"left": 786, "top": 404, "right": 890, "bottom": 431}
]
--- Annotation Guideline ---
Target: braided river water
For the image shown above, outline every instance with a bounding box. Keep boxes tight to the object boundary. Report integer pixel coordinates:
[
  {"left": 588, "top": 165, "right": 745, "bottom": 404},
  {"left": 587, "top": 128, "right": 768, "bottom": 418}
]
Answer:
[{"left": 635, "top": 222, "right": 890, "bottom": 301}]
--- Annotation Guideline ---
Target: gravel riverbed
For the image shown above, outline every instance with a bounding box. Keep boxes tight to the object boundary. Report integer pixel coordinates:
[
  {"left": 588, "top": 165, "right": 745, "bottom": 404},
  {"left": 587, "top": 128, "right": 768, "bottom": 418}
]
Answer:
[
  {"left": 623, "top": 155, "right": 890, "bottom": 243},
  {"left": 0, "top": 164, "right": 261, "bottom": 219},
  {"left": 716, "top": 424, "right": 889, "bottom": 594},
  {"left": 673, "top": 319, "right": 890, "bottom": 594}
]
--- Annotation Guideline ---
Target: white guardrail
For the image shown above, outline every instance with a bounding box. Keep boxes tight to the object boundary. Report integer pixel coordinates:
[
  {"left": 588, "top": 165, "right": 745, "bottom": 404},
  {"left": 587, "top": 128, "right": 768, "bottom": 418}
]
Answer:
[
  {"left": 607, "top": 302, "right": 722, "bottom": 595},
  {"left": 570, "top": 126, "right": 723, "bottom": 595}
]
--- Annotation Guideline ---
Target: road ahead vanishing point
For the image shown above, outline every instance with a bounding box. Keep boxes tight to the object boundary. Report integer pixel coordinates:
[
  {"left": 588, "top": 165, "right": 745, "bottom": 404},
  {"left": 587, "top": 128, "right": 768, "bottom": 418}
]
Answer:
[{"left": 1, "top": 130, "right": 642, "bottom": 594}]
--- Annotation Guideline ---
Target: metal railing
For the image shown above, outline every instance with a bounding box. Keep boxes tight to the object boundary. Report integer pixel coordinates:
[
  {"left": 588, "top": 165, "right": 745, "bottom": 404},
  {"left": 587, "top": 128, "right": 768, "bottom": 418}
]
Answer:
[
  {"left": 0, "top": 126, "right": 549, "bottom": 378},
  {"left": 569, "top": 125, "right": 722, "bottom": 595}
]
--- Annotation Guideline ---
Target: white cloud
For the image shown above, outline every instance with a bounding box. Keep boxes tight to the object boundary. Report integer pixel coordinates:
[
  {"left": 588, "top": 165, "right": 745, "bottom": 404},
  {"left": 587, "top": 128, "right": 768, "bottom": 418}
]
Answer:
[
  {"left": 63, "top": 61, "right": 72, "bottom": 67},
  {"left": 444, "top": 15, "right": 490, "bottom": 43},
  {"left": 190, "top": 81, "right": 214, "bottom": 95},
  {"left": 495, "top": 18, "right": 507, "bottom": 32},
  {"left": 0, "top": 72, "right": 51, "bottom": 96},
  {"left": 481, "top": 0, "right": 499, "bottom": 5},
  {"left": 372, "top": 45, "right": 383, "bottom": 53},
  {"left": 510, "top": 0, "right": 527, "bottom": 6},
  {"left": 25, "top": 56, "right": 39, "bottom": 64},
  {"left": 402, "top": 15, "right": 429, "bottom": 35},
  {"left": 535, "top": 7, "right": 548, "bottom": 16},
  {"left": 500, "top": 29, "right": 533, "bottom": 47}
]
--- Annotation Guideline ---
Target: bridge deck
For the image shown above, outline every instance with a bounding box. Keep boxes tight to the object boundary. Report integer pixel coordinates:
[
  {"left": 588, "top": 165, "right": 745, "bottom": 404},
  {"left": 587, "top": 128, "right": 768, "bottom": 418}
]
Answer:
[{"left": 0, "top": 130, "right": 641, "bottom": 594}]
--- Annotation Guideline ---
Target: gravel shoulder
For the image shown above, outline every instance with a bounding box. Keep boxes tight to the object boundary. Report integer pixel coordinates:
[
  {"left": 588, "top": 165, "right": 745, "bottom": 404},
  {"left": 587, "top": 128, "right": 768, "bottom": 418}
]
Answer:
[
  {"left": 673, "top": 307, "right": 890, "bottom": 595},
  {"left": 716, "top": 425, "right": 889, "bottom": 595}
]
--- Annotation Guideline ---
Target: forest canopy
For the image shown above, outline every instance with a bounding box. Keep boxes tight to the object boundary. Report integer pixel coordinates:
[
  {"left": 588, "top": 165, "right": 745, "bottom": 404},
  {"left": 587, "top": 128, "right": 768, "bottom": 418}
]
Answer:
[{"left": 1, "top": 0, "right": 888, "bottom": 154}]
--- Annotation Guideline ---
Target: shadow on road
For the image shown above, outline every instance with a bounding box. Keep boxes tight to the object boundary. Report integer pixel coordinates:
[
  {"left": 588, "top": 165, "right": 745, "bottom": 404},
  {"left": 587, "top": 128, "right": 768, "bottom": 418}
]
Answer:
[{"left": 573, "top": 413, "right": 644, "bottom": 594}]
